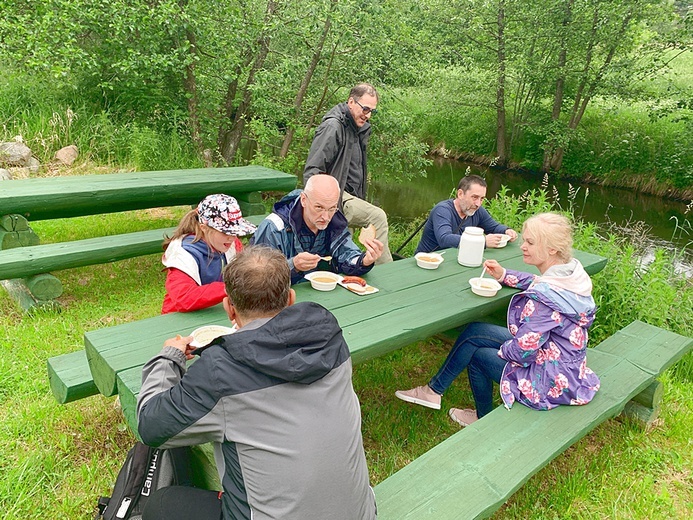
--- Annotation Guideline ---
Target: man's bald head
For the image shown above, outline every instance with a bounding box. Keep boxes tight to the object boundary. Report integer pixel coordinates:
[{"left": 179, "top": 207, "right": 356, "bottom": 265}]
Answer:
[
  {"left": 301, "top": 174, "right": 341, "bottom": 233},
  {"left": 304, "top": 174, "right": 340, "bottom": 199}
]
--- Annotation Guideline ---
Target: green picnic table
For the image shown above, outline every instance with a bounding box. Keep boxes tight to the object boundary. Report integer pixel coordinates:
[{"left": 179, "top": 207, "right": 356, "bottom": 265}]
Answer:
[
  {"left": 62, "top": 239, "right": 693, "bottom": 519},
  {"left": 83, "top": 241, "right": 608, "bottom": 432},
  {"left": 1, "top": 165, "right": 297, "bottom": 310}
]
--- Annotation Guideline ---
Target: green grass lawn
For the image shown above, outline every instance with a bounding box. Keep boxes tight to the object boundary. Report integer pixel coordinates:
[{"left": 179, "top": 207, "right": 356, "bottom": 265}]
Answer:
[{"left": 0, "top": 210, "right": 691, "bottom": 519}]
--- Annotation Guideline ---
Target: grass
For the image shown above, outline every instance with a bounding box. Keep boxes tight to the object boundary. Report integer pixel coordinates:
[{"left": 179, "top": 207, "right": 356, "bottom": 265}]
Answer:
[{"left": 1, "top": 190, "right": 692, "bottom": 519}]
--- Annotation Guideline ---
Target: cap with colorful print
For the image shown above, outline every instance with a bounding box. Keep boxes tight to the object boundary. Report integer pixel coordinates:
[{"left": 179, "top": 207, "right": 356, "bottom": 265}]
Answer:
[{"left": 197, "top": 194, "right": 257, "bottom": 237}]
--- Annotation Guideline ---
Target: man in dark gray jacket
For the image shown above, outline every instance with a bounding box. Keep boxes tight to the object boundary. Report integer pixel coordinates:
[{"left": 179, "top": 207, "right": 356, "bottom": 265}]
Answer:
[
  {"left": 304, "top": 83, "right": 393, "bottom": 264},
  {"left": 137, "top": 245, "right": 377, "bottom": 520}
]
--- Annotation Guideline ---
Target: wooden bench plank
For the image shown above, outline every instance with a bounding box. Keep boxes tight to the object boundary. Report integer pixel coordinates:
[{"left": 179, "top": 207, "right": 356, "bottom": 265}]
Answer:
[
  {"left": 0, "top": 166, "right": 296, "bottom": 221},
  {"left": 373, "top": 323, "right": 693, "bottom": 519},
  {"left": 0, "top": 227, "right": 175, "bottom": 280},
  {"left": 591, "top": 319, "right": 693, "bottom": 376},
  {"left": 47, "top": 350, "right": 99, "bottom": 404},
  {"left": 1, "top": 214, "right": 268, "bottom": 282}
]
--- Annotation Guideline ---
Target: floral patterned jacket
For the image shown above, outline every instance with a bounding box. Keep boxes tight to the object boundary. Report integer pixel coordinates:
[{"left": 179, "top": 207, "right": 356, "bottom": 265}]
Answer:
[{"left": 498, "top": 259, "right": 601, "bottom": 411}]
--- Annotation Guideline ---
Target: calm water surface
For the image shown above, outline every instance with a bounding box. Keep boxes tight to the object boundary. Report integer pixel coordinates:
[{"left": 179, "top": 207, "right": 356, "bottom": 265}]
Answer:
[{"left": 371, "top": 158, "right": 692, "bottom": 272}]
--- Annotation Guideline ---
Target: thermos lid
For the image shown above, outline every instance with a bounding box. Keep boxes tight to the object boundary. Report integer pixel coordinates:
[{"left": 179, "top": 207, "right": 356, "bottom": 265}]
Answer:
[{"left": 463, "top": 226, "right": 484, "bottom": 235}]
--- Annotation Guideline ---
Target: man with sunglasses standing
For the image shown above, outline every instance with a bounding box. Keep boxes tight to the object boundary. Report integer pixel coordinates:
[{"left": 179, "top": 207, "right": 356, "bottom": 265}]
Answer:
[{"left": 304, "top": 83, "right": 393, "bottom": 264}]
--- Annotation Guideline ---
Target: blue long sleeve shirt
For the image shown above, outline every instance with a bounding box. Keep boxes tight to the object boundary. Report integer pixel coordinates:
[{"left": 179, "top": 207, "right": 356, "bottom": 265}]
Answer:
[{"left": 415, "top": 200, "right": 508, "bottom": 253}]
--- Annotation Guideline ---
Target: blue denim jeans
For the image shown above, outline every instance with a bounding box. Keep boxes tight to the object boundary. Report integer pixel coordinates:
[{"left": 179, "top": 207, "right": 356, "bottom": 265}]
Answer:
[{"left": 429, "top": 322, "right": 511, "bottom": 418}]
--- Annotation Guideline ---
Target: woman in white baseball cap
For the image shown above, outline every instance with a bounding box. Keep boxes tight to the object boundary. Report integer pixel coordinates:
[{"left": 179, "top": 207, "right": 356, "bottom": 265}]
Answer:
[{"left": 161, "top": 194, "right": 257, "bottom": 314}]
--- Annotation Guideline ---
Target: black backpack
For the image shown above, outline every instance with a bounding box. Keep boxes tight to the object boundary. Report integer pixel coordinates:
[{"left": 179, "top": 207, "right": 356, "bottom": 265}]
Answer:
[{"left": 96, "top": 442, "right": 193, "bottom": 520}]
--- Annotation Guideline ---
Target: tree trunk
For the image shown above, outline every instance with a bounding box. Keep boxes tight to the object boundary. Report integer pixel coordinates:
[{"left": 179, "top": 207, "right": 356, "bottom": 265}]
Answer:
[
  {"left": 550, "top": 7, "right": 633, "bottom": 171},
  {"left": 183, "top": 28, "right": 203, "bottom": 155},
  {"left": 299, "top": 41, "right": 340, "bottom": 154},
  {"left": 279, "top": 8, "right": 333, "bottom": 158},
  {"left": 542, "top": 0, "right": 573, "bottom": 173},
  {"left": 494, "top": 0, "right": 508, "bottom": 166},
  {"left": 218, "top": 0, "right": 279, "bottom": 163}
]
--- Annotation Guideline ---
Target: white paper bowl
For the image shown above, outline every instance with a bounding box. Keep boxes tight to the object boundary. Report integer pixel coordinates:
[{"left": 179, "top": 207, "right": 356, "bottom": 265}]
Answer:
[
  {"left": 469, "top": 277, "right": 502, "bottom": 297},
  {"left": 305, "top": 271, "right": 343, "bottom": 291},
  {"left": 497, "top": 235, "right": 510, "bottom": 248},
  {"left": 415, "top": 252, "right": 444, "bottom": 269},
  {"left": 190, "top": 325, "right": 236, "bottom": 347}
]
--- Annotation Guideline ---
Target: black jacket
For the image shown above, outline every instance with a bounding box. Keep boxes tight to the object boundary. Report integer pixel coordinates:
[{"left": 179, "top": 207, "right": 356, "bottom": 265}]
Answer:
[{"left": 303, "top": 102, "right": 371, "bottom": 201}]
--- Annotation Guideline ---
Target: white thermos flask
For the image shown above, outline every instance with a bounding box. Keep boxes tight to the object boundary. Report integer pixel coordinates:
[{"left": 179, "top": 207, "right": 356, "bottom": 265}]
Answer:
[{"left": 457, "top": 226, "right": 485, "bottom": 267}]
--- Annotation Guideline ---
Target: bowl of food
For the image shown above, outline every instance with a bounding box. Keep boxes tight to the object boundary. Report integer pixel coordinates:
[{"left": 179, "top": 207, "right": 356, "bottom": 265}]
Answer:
[
  {"left": 469, "top": 277, "right": 502, "bottom": 297},
  {"left": 304, "top": 271, "right": 343, "bottom": 291},
  {"left": 497, "top": 234, "right": 510, "bottom": 248},
  {"left": 415, "top": 252, "right": 444, "bottom": 269},
  {"left": 190, "top": 324, "right": 236, "bottom": 347}
]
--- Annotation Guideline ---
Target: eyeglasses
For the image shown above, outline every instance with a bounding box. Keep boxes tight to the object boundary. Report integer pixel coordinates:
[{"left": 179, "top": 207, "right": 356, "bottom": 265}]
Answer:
[
  {"left": 353, "top": 98, "right": 378, "bottom": 116},
  {"left": 303, "top": 192, "right": 338, "bottom": 215}
]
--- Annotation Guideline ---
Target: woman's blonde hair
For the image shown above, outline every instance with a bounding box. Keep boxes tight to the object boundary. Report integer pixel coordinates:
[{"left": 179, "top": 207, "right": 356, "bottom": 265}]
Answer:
[
  {"left": 162, "top": 209, "right": 205, "bottom": 249},
  {"left": 522, "top": 212, "right": 573, "bottom": 264}
]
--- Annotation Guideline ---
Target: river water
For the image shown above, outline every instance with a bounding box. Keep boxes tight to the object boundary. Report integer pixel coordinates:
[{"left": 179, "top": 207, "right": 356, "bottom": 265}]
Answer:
[{"left": 371, "top": 158, "right": 692, "bottom": 273}]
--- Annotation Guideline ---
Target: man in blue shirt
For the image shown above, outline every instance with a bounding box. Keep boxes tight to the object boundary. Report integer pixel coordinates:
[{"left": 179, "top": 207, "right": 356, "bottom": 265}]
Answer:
[{"left": 415, "top": 175, "right": 518, "bottom": 254}]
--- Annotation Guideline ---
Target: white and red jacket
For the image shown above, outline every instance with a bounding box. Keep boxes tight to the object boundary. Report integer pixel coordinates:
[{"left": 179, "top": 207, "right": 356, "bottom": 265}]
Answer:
[{"left": 161, "top": 235, "right": 242, "bottom": 314}]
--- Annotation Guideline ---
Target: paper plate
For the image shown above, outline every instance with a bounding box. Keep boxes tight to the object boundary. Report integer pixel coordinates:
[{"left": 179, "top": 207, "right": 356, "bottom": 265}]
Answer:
[{"left": 189, "top": 324, "right": 236, "bottom": 348}]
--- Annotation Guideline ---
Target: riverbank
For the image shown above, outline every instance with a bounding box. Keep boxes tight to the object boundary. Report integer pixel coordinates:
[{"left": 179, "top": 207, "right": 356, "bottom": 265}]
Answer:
[{"left": 428, "top": 146, "right": 693, "bottom": 202}]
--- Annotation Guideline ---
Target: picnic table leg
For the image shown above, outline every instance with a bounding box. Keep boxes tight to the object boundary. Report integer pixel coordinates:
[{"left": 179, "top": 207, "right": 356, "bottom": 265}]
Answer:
[{"left": 618, "top": 380, "right": 663, "bottom": 429}]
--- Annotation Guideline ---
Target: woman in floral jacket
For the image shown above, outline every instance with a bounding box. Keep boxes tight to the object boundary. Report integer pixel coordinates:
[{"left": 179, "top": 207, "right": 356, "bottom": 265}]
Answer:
[{"left": 395, "top": 212, "right": 600, "bottom": 427}]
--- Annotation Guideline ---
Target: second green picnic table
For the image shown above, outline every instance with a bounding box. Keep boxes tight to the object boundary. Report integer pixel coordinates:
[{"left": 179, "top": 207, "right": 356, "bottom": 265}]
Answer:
[{"left": 83, "top": 241, "right": 608, "bottom": 433}]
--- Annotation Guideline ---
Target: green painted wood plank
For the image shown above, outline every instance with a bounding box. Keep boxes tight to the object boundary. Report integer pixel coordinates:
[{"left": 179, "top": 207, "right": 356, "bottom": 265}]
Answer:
[
  {"left": 0, "top": 227, "right": 176, "bottom": 280},
  {"left": 234, "top": 191, "right": 263, "bottom": 204},
  {"left": 86, "top": 305, "right": 225, "bottom": 396},
  {"left": 592, "top": 319, "right": 693, "bottom": 376},
  {"left": 236, "top": 200, "right": 266, "bottom": 216},
  {"left": 0, "top": 214, "right": 268, "bottom": 281},
  {"left": 86, "top": 245, "right": 524, "bottom": 396},
  {"left": 375, "top": 323, "right": 691, "bottom": 519},
  {"left": 47, "top": 350, "right": 99, "bottom": 404},
  {"left": 117, "top": 367, "right": 143, "bottom": 435},
  {"left": 0, "top": 166, "right": 296, "bottom": 220}
]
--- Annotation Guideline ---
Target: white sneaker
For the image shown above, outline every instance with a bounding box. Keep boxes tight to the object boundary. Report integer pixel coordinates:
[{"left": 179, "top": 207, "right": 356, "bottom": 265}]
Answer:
[
  {"left": 448, "top": 408, "right": 478, "bottom": 427},
  {"left": 394, "top": 385, "right": 441, "bottom": 410}
]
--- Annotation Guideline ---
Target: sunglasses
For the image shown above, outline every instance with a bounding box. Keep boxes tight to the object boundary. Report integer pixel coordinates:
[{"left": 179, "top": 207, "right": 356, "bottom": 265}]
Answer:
[{"left": 353, "top": 98, "right": 378, "bottom": 116}]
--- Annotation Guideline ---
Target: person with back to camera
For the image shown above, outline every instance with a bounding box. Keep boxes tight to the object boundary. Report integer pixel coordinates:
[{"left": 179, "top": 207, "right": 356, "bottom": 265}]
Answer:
[
  {"left": 415, "top": 174, "right": 518, "bottom": 254},
  {"left": 397, "top": 212, "right": 600, "bottom": 427},
  {"left": 138, "top": 245, "right": 378, "bottom": 520},
  {"left": 160, "top": 194, "right": 256, "bottom": 314},
  {"left": 303, "top": 82, "right": 393, "bottom": 264},
  {"left": 251, "top": 174, "right": 383, "bottom": 284}
]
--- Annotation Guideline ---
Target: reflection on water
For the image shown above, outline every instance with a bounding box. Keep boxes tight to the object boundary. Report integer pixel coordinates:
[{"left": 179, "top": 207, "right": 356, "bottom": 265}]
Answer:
[{"left": 371, "top": 158, "right": 692, "bottom": 274}]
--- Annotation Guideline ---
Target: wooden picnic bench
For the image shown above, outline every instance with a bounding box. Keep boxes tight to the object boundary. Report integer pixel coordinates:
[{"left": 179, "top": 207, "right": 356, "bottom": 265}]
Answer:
[
  {"left": 0, "top": 166, "right": 297, "bottom": 310},
  {"left": 373, "top": 320, "right": 693, "bottom": 519}
]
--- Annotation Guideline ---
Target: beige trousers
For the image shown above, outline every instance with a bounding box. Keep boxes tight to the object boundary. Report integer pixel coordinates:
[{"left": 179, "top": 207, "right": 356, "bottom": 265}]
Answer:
[{"left": 342, "top": 192, "right": 393, "bottom": 264}]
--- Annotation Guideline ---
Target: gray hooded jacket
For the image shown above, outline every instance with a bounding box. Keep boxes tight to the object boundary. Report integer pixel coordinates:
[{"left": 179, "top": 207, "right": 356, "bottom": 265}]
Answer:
[{"left": 137, "top": 302, "right": 377, "bottom": 520}]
